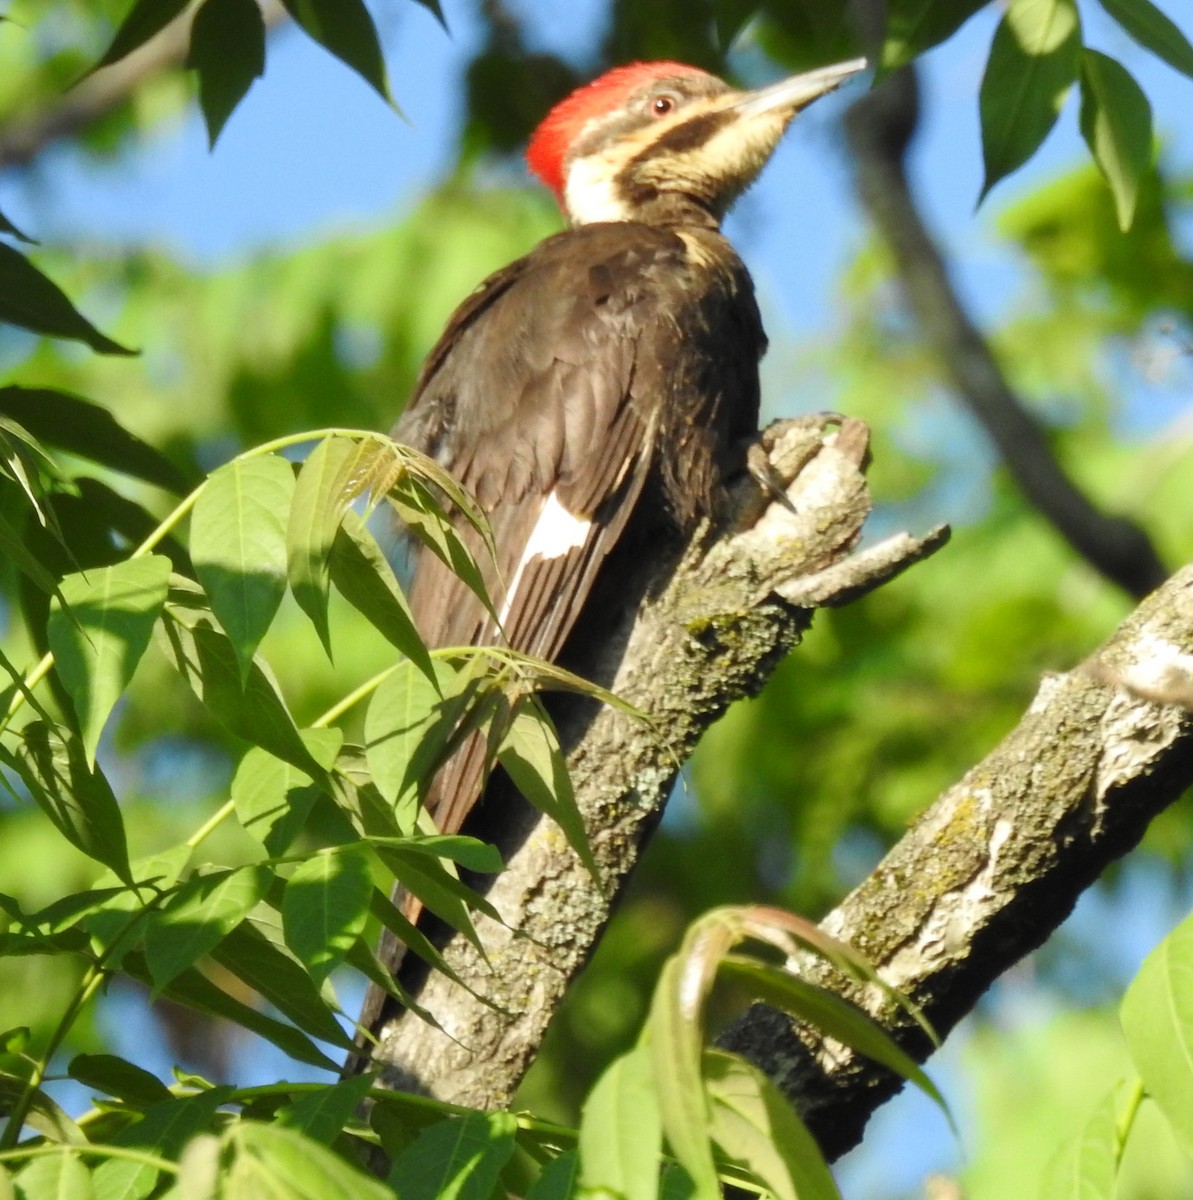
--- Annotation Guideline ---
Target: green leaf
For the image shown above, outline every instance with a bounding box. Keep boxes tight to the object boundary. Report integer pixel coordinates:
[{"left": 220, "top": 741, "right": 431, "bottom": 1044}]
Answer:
[
  {"left": 13, "top": 1153, "right": 93, "bottom": 1198},
  {"left": 225, "top": 1121, "right": 393, "bottom": 1200},
  {"left": 192, "top": 456, "right": 295, "bottom": 682},
  {"left": 280, "top": 0, "right": 389, "bottom": 100},
  {"left": 122, "top": 952, "right": 338, "bottom": 1071},
  {"left": 329, "top": 512, "right": 434, "bottom": 680},
  {"left": 979, "top": 0, "right": 1081, "bottom": 200},
  {"left": 1121, "top": 911, "right": 1193, "bottom": 1154},
  {"left": 1037, "top": 1082, "right": 1121, "bottom": 1200},
  {"left": 0, "top": 387, "right": 191, "bottom": 494},
  {"left": 704, "top": 1049, "right": 840, "bottom": 1200},
  {"left": 30, "top": 888, "right": 128, "bottom": 936},
  {"left": 880, "top": 0, "right": 989, "bottom": 72},
  {"left": 496, "top": 696, "right": 596, "bottom": 878},
  {"left": 112, "top": 1088, "right": 236, "bottom": 1157},
  {"left": 364, "top": 658, "right": 463, "bottom": 806},
  {"left": 368, "top": 886, "right": 463, "bottom": 984},
  {"left": 371, "top": 834, "right": 503, "bottom": 876},
  {"left": 281, "top": 846, "right": 372, "bottom": 984},
  {"left": 0, "top": 243, "right": 134, "bottom": 355},
  {"left": 288, "top": 436, "right": 378, "bottom": 657},
  {"left": 186, "top": 0, "right": 266, "bottom": 147},
  {"left": 95, "top": 0, "right": 192, "bottom": 71},
  {"left": 0, "top": 1071, "right": 87, "bottom": 1144},
  {"left": 91, "top": 1157, "right": 157, "bottom": 1200},
  {"left": 274, "top": 1074, "right": 374, "bottom": 1145},
  {"left": 329, "top": 765, "right": 408, "bottom": 846},
  {"left": 579, "top": 1041, "right": 662, "bottom": 1200},
  {"left": 48, "top": 556, "right": 172, "bottom": 767},
  {"left": 526, "top": 1151, "right": 579, "bottom": 1200},
  {"left": 0, "top": 506, "right": 66, "bottom": 600},
  {"left": 660, "top": 1163, "right": 696, "bottom": 1200},
  {"left": 1078, "top": 50, "right": 1152, "bottom": 231},
  {"left": 370, "top": 840, "right": 493, "bottom": 943},
  {"left": 0, "top": 1028, "right": 30, "bottom": 1055},
  {"left": 341, "top": 927, "right": 438, "bottom": 1025},
  {"left": 81, "top": 848, "right": 193, "bottom": 965},
  {"left": 1095, "top": 0, "right": 1193, "bottom": 80},
  {"left": 717, "top": 956, "right": 949, "bottom": 1117},
  {"left": 387, "top": 1112, "right": 518, "bottom": 1200},
  {"left": 211, "top": 922, "right": 356, "bottom": 1050},
  {"left": 13, "top": 722, "right": 131, "bottom": 883},
  {"left": 232, "top": 730, "right": 341, "bottom": 855},
  {"left": 387, "top": 474, "right": 496, "bottom": 623},
  {"left": 162, "top": 1134, "right": 220, "bottom": 1200},
  {"left": 712, "top": 0, "right": 757, "bottom": 49},
  {"left": 144, "top": 865, "right": 272, "bottom": 993},
  {"left": 68, "top": 1055, "right": 173, "bottom": 1105},
  {"left": 0, "top": 418, "right": 68, "bottom": 539},
  {"left": 157, "top": 587, "right": 325, "bottom": 777},
  {"left": 649, "top": 975, "right": 718, "bottom": 1200}
]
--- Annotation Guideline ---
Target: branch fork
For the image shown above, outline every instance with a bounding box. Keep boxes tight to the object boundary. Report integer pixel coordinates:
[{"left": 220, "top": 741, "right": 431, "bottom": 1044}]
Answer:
[{"left": 367, "top": 416, "right": 946, "bottom": 1105}]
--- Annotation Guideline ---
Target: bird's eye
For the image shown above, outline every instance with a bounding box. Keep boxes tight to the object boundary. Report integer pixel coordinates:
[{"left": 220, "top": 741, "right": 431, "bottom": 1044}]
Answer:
[{"left": 650, "top": 94, "right": 677, "bottom": 117}]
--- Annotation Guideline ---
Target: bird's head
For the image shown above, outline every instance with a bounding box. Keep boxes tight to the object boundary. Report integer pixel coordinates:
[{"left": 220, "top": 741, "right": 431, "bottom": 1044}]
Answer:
[{"left": 526, "top": 58, "right": 867, "bottom": 228}]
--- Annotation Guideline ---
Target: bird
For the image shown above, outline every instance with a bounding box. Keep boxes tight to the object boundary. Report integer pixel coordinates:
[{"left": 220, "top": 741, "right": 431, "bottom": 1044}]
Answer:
[{"left": 359, "top": 55, "right": 867, "bottom": 1047}]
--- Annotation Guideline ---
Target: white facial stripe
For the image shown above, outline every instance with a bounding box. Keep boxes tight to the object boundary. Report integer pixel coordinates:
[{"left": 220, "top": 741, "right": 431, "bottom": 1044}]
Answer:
[
  {"left": 498, "top": 491, "right": 592, "bottom": 624},
  {"left": 563, "top": 155, "right": 634, "bottom": 224}
]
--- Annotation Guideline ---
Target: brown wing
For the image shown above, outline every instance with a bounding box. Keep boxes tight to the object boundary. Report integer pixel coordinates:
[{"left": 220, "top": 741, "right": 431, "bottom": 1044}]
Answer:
[{"left": 393, "top": 223, "right": 691, "bottom": 839}]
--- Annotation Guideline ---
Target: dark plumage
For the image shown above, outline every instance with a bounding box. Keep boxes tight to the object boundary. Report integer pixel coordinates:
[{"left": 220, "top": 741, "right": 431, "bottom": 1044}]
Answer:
[
  {"left": 355, "top": 56, "right": 866, "bottom": 1058},
  {"left": 394, "top": 219, "right": 764, "bottom": 839}
]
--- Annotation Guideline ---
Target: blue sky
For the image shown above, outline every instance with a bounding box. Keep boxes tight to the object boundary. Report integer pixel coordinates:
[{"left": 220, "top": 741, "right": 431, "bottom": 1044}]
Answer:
[
  {"left": 10, "top": 2, "right": 1186, "bottom": 313},
  {"left": 9, "top": 0, "right": 1193, "bottom": 411}
]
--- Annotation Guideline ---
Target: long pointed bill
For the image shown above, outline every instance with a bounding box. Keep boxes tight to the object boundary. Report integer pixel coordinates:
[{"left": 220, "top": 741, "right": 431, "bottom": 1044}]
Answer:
[{"left": 733, "top": 57, "right": 869, "bottom": 117}]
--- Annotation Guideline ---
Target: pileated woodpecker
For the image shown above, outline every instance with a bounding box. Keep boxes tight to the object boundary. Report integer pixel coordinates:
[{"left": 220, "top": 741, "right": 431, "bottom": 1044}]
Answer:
[{"left": 360, "top": 56, "right": 866, "bottom": 1044}]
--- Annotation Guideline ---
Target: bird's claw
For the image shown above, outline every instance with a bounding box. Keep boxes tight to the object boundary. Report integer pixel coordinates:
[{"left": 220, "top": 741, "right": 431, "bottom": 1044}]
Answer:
[{"left": 746, "top": 442, "right": 800, "bottom": 516}]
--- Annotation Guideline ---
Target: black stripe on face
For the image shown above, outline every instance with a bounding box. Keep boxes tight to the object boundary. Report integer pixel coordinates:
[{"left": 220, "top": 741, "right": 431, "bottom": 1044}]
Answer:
[{"left": 632, "top": 108, "right": 735, "bottom": 161}]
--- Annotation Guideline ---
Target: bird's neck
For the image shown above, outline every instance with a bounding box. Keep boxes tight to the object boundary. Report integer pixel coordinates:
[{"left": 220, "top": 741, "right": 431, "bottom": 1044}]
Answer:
[
  {"left": 568, "top": 196, "right": 724, "bottom": 232},
  {"left": 563, "top": 158, "right": 728, "bottom": 231}
]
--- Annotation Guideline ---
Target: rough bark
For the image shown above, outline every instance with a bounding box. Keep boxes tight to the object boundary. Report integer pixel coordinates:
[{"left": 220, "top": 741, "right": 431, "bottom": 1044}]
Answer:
[
  {"left": 721, "top": 561, "right": 1193, "bottom": 1159},
  {"left": 368, "top": 418, "right": 949, "bottom": 1103}
]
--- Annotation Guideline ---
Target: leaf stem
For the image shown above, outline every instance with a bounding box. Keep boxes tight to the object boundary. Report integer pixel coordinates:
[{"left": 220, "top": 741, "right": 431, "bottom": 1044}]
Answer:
[
  {"left": 187, "top": 800, "right": 236, "bottom": 849},
  {"left": 0, "top": 882, "right": 170, "bottom": 1151},
  {"left": 313, "top": 666, "right": 398, "bottom": 728},
  {"left": 0, "top": 965, "right": 105, "bottom": 1150},
  {"left": 0, "top": 1143, "right": 179, "bottom": 1174}
]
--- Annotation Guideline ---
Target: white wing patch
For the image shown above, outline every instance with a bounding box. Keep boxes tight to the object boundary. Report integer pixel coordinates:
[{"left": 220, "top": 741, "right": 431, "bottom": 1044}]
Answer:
[{"left": 498, "top": 490, "right": 592, "bottom": 625}]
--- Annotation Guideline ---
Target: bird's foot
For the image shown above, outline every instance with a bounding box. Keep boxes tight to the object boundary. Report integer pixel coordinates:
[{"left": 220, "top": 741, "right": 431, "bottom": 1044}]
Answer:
[{"left": 731, "top": 413, "right": 866, "bottom": 529}]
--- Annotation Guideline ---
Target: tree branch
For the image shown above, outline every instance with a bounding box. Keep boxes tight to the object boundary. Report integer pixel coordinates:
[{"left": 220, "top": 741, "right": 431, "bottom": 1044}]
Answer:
[
  {"left": 365, "top": 418, "right": 948, "bottom": 1104},
  {"left": 720, "top": 560, "right": 1193, "bottom": 1159},
  {"left": 844, "top": 68, "right": 1167, "bottom": 599},
  {"left": 0, "top": 2, "right": 286, "bottom": 171}
]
